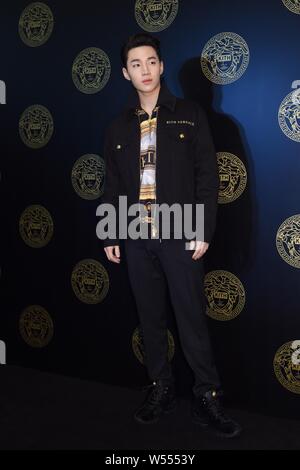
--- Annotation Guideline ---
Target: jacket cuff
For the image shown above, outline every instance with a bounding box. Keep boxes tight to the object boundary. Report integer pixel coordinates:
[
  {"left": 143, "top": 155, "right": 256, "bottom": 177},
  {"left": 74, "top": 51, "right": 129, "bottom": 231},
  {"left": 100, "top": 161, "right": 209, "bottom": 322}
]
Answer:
[{"left": 103, "top": 239, "right": 120, "bottom": 248}]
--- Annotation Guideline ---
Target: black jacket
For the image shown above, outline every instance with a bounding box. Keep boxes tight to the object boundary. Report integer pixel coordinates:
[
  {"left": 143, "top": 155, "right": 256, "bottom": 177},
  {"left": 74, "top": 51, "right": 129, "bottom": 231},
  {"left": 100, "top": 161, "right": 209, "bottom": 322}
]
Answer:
[{"left": 101, "top": 80, "right": 219, "bottom": 246}]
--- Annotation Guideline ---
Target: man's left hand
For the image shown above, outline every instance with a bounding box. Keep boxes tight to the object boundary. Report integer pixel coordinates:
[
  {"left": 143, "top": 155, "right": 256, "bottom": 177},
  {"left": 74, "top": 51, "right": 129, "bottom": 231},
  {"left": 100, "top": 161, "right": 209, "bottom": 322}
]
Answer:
[{"left": 190, "top": 240, "right": 209, "bottom": 260}]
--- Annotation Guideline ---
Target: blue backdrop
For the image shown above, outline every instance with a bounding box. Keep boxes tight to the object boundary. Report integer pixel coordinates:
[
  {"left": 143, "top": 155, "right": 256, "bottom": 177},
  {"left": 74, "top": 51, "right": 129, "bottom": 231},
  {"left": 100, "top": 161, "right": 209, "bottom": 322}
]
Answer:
[{"left": 0, "top": 0, "right": 299, "bottom": 419}]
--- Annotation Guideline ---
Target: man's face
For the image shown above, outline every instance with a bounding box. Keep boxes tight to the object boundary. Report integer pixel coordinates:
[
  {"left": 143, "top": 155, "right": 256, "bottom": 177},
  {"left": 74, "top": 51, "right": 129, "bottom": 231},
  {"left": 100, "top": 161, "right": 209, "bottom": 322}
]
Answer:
[{"left": 122, "top": 45, "right": 163, "bottom": 93}]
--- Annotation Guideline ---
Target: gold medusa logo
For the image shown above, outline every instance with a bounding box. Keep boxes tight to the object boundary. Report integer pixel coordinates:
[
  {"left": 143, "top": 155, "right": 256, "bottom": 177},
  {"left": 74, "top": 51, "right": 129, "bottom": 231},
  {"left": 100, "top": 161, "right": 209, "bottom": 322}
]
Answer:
[
  {"left": 71, "top": 154, "right": 105, "bottom": 200},
  {"left": 19, "top": 205, "right": 53, "bottom": 248},
  {"left": 276, "top": 215, "right": 300, "bottom": 269},
  {"left": 274, "top": 341, "right": 300, "bottom": 394},
  {"left": 19, "top": 305, "right": 53, "bottom": 347},
  {"left": 71, "top": 259, "right": 109, "bottom": 304},
  {"left": 132, "top": 325, "right": 175, "bottom": 365},
  {"left": 217, "top": 152, "right": 247, "bottom": 204},
  {"left": 278, "top": 90, "right": 300, "bottom": 142},
  {"left": 72, "top": 47, "right": 111, "bottom": 94},
  {"left": 135, "top": 0, "right": 178, "bottom": 32},
  {"left": 204, "top": 270, "right": 245, "bottom": 321},
  {"left": 282, "top": 0, "right": 300, "bottom": 14},
  {"left": 19, "top": 2, "right": 54, "bottom": 47},
  {"left": 19, "top": 105, "right": 54, "bottom": 149},
  {"left": 201, "top": 32, "right": 250, "bottom": 85}
]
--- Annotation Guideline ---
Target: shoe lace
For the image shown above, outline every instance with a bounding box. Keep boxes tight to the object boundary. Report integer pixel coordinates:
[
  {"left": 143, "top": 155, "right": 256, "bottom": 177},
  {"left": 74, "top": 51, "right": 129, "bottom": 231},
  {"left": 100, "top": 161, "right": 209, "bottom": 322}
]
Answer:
[
  {"left": 146, "top": 382, "right": 169, "bottom": 406},
  {"left": 204, "top": 396, "right": 227, "bottom": 422},
  {"left": 141, "top": 382, "right": 155, "bottom": 392},
  {"left": 148, "top": 383, "right": 169, "bottom": 406}
]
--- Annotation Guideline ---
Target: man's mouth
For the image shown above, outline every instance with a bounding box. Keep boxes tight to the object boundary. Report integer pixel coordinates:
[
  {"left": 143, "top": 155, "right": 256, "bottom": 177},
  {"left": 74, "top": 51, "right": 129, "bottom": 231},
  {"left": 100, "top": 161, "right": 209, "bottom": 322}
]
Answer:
[{"left": 142, "top": 79, "right": 152, "bottom": 84}]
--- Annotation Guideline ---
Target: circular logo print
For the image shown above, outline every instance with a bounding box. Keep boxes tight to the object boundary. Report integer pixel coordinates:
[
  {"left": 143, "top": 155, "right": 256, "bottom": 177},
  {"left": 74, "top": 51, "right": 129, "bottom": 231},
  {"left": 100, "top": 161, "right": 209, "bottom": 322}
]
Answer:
[
  {"left": 201, "top": 32, "right": 250, "bottom": 85},
  {"left": 71, "top": 154, "right": 105, "bottom": 200},
  {"left": 19, "top": 305, "right": 53, "bottom": 347},
  {"left": 19, "top": 105, "right": 54, "bottom": 149},
  {"left": 132, "top": 325, "right": 175, "bottom": 365},
  {"left": 204, "top": 270, "right": 245, "bottom": 321},
  {"left": 135, "top": 0, "right": 178, "bottom": 32},
  {"left": 19, "top": 205, "right": 54, "bottom": 248},
  {"left": 274, "top": 341, "right": 300, "bottom": 394},
  {"left": 282, "top": 0, "right": 300, "bottom": 14},
  {"left": 19, "top": 2, "right": 54, "bottom": 47},
  {"left": 217, "top": 152, "right": 247, "bottom": 204},
  {"left": 278, "top": 90, "right": 300, "bottom": 142},
  {"left": 72, "top": 47, "right": 111, "bottom": 94},
  {"left": 276, "top": 214, "right": 300, "bottom": 268},
  {"left": 71, "top": 259, "right": 109, "bottom": 304}
]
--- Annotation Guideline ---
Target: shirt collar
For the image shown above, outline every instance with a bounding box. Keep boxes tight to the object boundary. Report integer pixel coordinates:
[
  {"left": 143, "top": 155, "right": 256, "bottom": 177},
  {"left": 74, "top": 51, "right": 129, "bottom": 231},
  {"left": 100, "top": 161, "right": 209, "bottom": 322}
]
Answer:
[{"left": 125, "top": 79, "right": 176, "bottom": 116}]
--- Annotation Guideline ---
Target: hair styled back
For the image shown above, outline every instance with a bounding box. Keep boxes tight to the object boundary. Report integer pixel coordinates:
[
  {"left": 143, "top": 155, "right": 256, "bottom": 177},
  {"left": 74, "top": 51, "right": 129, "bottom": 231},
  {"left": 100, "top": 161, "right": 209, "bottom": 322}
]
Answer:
[{"left": 120, "top": 32, "right": 162, "bottom": 68}]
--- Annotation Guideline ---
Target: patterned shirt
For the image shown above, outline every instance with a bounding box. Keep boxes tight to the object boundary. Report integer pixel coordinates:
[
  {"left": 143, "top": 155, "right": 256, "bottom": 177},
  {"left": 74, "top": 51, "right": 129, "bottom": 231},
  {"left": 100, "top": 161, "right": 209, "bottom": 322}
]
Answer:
[{"left": 136, "top": 106, "right": 159, "bottom": 238}]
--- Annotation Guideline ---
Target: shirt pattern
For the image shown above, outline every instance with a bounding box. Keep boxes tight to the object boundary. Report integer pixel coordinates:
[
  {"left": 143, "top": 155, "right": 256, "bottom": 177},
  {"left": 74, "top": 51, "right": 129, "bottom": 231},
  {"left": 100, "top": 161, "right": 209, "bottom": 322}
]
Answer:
[{"left": 137, "top": 106, "right": 159, "bottom": 237}]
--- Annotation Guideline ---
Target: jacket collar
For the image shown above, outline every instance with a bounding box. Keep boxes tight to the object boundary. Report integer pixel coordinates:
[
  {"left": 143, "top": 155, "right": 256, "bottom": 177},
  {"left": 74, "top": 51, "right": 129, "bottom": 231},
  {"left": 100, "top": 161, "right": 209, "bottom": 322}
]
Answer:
[{"left": 125, "top": 78, "right": 176, "bottom": 117}]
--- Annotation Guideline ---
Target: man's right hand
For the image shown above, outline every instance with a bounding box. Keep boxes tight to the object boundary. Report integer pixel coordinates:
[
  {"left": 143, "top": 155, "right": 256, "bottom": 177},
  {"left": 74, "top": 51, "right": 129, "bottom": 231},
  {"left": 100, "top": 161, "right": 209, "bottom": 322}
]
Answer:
[{"left": 104, "top": 245, "right": 121, "bottom": 263}]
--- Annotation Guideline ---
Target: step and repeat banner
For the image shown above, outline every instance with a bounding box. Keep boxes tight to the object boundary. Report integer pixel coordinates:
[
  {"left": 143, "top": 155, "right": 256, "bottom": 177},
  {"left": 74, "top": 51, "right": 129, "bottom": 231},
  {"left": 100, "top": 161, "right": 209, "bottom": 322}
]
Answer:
[{"left": 1, "top": 0, "right": 299, "bottom": 419}]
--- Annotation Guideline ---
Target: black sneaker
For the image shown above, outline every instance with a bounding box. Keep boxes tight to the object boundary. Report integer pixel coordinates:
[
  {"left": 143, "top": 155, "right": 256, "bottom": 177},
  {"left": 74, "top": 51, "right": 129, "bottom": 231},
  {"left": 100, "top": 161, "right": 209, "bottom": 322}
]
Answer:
[
  {"left": 192, "top": 390, "right": 242, "bottom": 438},
  {"left": 134, "top": 379, "right": 177, "bottom": 424}
]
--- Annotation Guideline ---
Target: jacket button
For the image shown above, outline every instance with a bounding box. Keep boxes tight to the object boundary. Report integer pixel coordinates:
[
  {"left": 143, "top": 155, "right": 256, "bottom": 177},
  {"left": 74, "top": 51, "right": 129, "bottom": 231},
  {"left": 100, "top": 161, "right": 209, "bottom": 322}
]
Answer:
[
  {"left": 179, "top": 133, "right": 185, "bottom": 139},
  {"left": 116, "top": 144, "right": 121, "bottom": 149}
]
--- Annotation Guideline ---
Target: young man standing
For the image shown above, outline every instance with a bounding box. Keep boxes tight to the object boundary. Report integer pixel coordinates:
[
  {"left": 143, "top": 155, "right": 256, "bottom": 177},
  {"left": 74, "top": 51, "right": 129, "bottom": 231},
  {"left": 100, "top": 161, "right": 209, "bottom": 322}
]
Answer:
[{"left": 101, "top": 33, "right": 241, "bottom": 438}]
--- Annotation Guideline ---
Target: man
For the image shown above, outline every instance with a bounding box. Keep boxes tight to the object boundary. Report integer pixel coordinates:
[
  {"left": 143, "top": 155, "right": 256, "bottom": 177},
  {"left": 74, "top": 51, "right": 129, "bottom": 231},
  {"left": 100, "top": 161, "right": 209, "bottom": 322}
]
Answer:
[{"left": 101, "top": 32, "right": 241, "bottom": 438}]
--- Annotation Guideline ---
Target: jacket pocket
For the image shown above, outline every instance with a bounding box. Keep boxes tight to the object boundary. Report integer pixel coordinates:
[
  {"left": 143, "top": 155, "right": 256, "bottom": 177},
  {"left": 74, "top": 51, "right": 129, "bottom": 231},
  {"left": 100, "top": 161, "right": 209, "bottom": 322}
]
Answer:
[
  {"left": 164, "top": 128, "right": 194, "bottom": 164},
  {"left": 111, "top": 139, "right": 133, "bottom": 193},
  {"left": 165, "top": 128, "right": 194, "bottom": 143},
  {"left": 112, "top": 140, "right": 132, "bottom": 170},
  {"left": 112, "top": 140, "right": 131, "bottom": 152}
]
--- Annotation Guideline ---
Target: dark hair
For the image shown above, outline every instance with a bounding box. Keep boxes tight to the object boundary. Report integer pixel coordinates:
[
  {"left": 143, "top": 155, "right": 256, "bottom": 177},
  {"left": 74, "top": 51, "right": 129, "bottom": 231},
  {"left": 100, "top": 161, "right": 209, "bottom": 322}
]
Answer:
[{"left": 120, "top": 32, "right": 161, "bottom": 68}]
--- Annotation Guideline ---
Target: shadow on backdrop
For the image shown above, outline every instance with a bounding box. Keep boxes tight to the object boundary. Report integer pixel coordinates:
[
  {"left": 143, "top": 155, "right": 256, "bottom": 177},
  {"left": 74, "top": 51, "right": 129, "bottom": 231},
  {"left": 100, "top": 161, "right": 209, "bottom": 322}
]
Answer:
[
  {"left": 179, "top": 57, "right": 257, "bottom": 275},
  {"left": 178, "top": 58, "right": 260, "bottom": 408}
]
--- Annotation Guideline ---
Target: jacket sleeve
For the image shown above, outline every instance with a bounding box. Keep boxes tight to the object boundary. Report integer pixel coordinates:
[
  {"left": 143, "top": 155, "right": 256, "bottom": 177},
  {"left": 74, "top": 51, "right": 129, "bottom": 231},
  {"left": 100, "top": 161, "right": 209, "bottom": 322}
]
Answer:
[
  {"left": 101, "top": 124, "right": 120, "bottom": 247},
  {"left": 193, "top": 105, "right": 219, "bottom": 244}
]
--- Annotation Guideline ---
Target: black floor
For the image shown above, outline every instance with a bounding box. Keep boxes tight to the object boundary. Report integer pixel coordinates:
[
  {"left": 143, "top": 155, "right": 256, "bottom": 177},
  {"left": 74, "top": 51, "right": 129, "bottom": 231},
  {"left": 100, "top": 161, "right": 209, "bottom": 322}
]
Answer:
[{"left": 0, "top": 365, "right": 300, "bottom": 450}]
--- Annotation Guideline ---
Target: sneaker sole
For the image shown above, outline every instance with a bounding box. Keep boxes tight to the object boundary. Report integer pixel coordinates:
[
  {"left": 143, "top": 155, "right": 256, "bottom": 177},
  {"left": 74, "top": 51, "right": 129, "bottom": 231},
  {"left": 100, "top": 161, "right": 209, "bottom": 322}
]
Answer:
[
  {"left": 192, "top": 416, "right": 242, "bottom": 439},
  {"left": 191, "top": 415, "right": 209, "bottom": 427}
]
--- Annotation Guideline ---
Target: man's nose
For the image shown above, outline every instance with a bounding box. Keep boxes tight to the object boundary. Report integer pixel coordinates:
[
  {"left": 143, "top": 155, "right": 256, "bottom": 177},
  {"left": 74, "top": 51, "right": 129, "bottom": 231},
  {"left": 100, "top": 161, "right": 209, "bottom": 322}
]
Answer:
[{"left": 141, "top": 63, "right": 150, "bottom": 74}]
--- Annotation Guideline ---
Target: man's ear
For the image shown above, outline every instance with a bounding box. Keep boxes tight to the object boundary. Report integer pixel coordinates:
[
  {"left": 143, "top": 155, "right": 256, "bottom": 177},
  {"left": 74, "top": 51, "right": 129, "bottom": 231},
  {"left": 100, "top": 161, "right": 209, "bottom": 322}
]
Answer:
[
  {"left": 122, "top": 67, "right": 131, "bottom": 81},
  {"left": 160, "top": 60, "right": 164, "bottom": 76}
]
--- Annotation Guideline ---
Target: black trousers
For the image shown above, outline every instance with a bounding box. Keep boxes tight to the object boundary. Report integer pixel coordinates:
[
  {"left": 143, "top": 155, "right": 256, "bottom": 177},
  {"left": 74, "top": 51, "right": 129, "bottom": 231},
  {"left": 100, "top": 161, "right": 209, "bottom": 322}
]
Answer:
[{"left": 124, "top": 237, "right": 221, "bottom": 397}]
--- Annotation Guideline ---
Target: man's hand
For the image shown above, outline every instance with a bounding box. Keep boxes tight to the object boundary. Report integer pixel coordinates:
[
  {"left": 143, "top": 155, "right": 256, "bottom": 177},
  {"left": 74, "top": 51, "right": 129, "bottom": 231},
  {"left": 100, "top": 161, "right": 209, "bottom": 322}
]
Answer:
[
  {"left": 189, "top": 240, "right": 209, "bottom": 260},
  {"left": 104, "top": 245, "right": 121, "bottom": 263}
]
